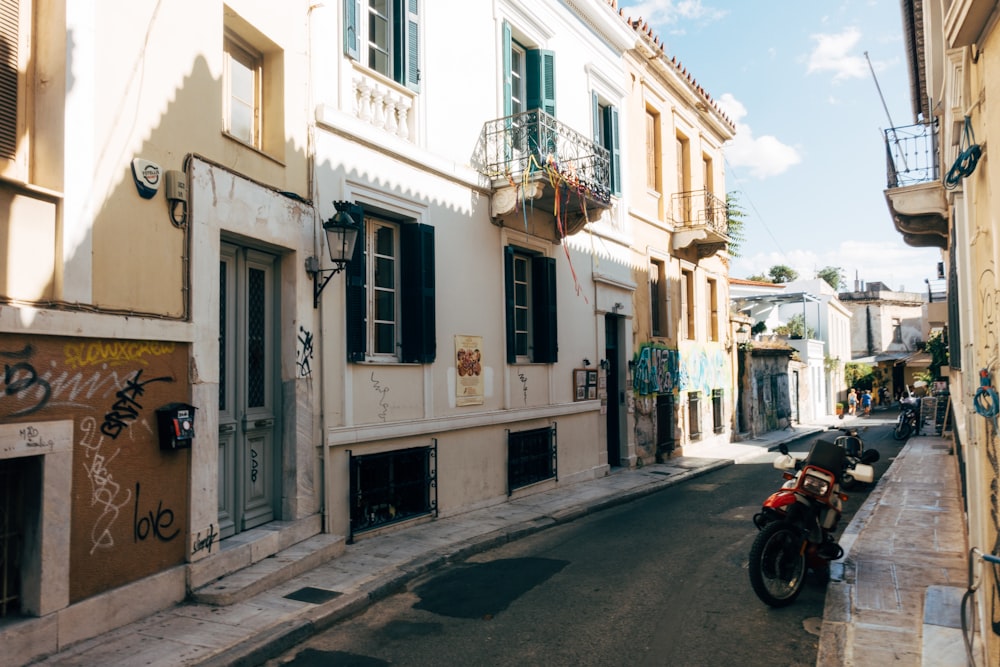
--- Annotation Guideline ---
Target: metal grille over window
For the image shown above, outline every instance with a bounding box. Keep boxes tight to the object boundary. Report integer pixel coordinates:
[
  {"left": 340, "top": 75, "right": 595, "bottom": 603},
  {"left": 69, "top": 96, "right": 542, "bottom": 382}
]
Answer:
[
  {"left": 688, "top": 391, "right": 701, "bottom": 438},
  {"left": 507, "top": 425, "right": 557, "bottom": 494},
  {"left": 712, "top": 389, "right": 724, "bottom": 433},
  {"left": 247, "top": 267, "right": 265, "bottom": 408},
  {"left": 0, "top": 457, "right": 26, "bottom": 618},
  {"left": 348, "top": 444, "right": 437, "bottom": 539}
]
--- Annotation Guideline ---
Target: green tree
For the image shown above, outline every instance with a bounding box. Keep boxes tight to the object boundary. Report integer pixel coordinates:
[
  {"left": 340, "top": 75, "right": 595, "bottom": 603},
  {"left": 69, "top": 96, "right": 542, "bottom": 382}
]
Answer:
[
  {"left": 746, "top": 273, "right": 771, "bottom": 282},
  {"left": 726, "top": 191, "right": 747, "bottom": 258},
  {"left": 925, "top": 329, "right": 949, "bottom": 371},
  {"left": 816, "top": 266, "right": 844, "bottom": 290},
  {"left": 845, "top": 362, "right": 874, "bottom": 390},
  {"left": 769, "top": 264, "right": 798, "bottom": 283},
  {"left": 773, "top": 313, "right": 815, "bottom": 339}
]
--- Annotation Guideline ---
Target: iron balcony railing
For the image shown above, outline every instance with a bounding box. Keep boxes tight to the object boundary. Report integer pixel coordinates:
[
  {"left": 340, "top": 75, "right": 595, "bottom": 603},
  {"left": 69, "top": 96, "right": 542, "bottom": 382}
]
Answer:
[
  {"left": 481, "top": 109, "right": 611, "bottom": 204},
  {"left": 884, "top": 121, "right": 939, "bottom": 188},
  {"left": 671, "top": 189, "right": 728, "bottom": 235}
]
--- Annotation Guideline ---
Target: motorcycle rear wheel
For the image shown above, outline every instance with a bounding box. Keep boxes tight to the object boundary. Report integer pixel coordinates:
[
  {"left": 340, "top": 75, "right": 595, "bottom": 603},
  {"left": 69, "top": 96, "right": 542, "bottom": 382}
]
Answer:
[
  {"left": 748, "top": 521, "right": 807, "bottom": 607},
  {"left": 893, "top": 413, "right": 913, "bottom": 440}
]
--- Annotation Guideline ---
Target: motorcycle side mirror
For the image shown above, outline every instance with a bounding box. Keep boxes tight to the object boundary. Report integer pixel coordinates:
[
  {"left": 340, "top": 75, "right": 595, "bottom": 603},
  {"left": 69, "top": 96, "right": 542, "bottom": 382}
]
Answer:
[
  {"left": 778, "top": 443, "right": 789, "bottom": 456},
  {"left": 860, "top": 449, "right": 880, "bottom": 464}
]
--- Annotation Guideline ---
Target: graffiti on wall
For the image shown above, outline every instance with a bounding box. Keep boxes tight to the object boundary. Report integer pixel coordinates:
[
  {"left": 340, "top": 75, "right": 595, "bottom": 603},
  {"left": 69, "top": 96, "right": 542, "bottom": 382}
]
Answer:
[
  {"left": 0, "top": 334, "right": 189, "bottom": 603},
  {"left": 678, "top": 341, "right": 730, "bottom": 396},
  {"left": 978, "top": 270, "right": 1000, "bottom": 359},
  {"left": 633, "top": 345, "right": 679, "bottom": 396},
  {"left": 633, "top": 342, "right": 730, "bottom": 397},
  {"left": 297, "top": 326, "right": 314, "bottom": 377}
]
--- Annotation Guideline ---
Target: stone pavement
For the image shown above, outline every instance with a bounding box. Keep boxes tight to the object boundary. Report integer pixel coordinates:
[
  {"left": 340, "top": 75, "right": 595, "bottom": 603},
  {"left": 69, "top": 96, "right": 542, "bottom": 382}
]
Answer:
[
  {"left": 816, "top": 427, "right": 973, "bottom": 666},
  {"left": 23, "top": 416, "right": 975, "bottom": 666}
]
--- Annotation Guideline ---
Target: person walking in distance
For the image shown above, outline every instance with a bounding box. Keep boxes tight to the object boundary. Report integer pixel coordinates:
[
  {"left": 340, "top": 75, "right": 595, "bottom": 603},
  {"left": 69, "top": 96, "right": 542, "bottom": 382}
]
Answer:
[
  {"left": 848, "top": 388, "right": 858, "bottom": 416},
  {"left": 861, "top": 390, "right": 872, "bottom": 416}
]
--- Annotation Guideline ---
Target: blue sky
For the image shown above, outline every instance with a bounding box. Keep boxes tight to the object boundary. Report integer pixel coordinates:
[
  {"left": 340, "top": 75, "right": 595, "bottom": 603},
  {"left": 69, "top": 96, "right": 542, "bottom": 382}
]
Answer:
[{"left": 618, "top": 0, "right": 942, "bottom": 292}]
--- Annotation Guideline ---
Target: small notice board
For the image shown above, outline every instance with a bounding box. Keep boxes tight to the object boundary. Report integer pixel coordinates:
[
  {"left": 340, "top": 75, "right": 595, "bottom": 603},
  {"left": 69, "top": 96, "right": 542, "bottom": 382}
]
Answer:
[{"left": 573, "top": 369, "right": 598, "bottom": 401}]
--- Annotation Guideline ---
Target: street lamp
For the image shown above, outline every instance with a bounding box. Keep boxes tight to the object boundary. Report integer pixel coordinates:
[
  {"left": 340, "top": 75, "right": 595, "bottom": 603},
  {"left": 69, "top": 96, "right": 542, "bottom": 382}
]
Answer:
[{"left": 306, "top": 201, "right": 360, "bottom": 308}]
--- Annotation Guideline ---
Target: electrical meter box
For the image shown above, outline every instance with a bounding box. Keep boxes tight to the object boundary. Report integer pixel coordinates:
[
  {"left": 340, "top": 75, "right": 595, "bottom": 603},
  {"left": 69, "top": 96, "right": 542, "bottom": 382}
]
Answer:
[{"left": 156, "top": 402, "right": 196, "bottom": 450}]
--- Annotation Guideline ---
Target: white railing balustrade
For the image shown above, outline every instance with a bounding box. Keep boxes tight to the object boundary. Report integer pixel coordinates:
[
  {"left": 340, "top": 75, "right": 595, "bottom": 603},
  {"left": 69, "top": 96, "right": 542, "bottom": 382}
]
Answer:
[{"left": 352, "top": 75, "right": 413, "bottom": 141}]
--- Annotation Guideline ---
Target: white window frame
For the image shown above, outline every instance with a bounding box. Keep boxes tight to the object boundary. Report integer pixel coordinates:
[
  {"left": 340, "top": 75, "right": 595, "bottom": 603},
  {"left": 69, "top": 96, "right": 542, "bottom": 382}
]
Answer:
[
  {"left": 367, "top": 217, "right": 401, "bottom": 360},
  {"left": 224, "top": 31, "right": 262, "bottom": 148},
  {"left": 512, "top": 251, "right": 533, "bottom": 361},
  {"left": 366, "top": 0, "right": 392, "bottom": 77},
  {"left": 510, "top": 40, "right": 526, "bottom": 116}
]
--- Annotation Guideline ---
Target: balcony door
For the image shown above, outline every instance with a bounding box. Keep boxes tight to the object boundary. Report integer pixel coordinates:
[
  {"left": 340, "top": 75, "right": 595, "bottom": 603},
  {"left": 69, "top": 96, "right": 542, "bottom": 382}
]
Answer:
[{"left": 218, "top": 243, "right": 280, "bottom": 538}]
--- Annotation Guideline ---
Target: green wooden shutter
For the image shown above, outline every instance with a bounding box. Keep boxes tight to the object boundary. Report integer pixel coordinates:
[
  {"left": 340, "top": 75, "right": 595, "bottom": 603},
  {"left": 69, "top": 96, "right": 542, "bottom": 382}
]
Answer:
[
  {"left": 504, "top": 247, "right": 516, "bottom": 363},
  {"left": 394, "top": 0, "right": 420, "bottom": 91},
  {"left": 0, "top": 0, "right": 18, "bottom": 160},
  {"left": 607, "top": 105, "right": 621, "bottom": 196},
  {"left": 525, "top": 49, "right": 556, "bottom": 117},
  {"left": 344, "top": 0, "right": 360, "bottom": 60},
  {"left": 400, "top": 223, "right": 435, "bottom": 363},
  {"left": 345, "top": 205, "right": 366, "bottom": 362},
  {"left": 532, "top": 256, "right": 558, "bottom": 363},
  {"left": 502, "top": 22, "right": 512, "bottom": 117}
]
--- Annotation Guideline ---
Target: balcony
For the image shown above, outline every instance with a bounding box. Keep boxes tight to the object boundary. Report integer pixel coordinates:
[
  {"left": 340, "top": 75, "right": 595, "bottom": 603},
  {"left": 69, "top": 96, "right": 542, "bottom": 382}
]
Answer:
[
  {"left": 670, "top": 189, "right": 729, "bottom": 257},
  {"left": 481, "top": 110, "right": 611, "bottom": 241},
  {"left": 883, "top": 122, "right": 947, "bottom": 249}
]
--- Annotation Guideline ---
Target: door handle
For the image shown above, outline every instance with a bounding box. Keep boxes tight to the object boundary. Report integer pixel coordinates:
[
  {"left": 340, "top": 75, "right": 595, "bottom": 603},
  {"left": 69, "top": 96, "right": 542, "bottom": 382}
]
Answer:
[{"left": 219, "top": 423, "right": 236, "bottom": 434}]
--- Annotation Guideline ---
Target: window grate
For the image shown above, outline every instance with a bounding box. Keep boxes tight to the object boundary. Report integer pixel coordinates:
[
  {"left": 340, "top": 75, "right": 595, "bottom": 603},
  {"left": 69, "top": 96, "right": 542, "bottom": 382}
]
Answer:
[
  {"left": 655, "top": 393, "right": 674, "bottom": 459},
  {"left": 712, "top": 388, "right": 724, "bottom": 433},
  {"left": 0, "top": 457, "right": 26, "bottom": 618},
  {"left": 349, "top": 444, "right": 437, "bottom": 539},
  {"left": 688, "top": 392, "right": 701, "bottom": 439},
  {"left": 508, "top": 425, "right": 557, "bottom": 494}
]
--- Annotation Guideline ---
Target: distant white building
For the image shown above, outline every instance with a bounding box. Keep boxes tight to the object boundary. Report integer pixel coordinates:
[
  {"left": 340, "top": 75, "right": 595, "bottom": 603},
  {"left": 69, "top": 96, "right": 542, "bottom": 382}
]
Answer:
[{"left": 730, "top": 277, "right": 852, "bottom": 418}]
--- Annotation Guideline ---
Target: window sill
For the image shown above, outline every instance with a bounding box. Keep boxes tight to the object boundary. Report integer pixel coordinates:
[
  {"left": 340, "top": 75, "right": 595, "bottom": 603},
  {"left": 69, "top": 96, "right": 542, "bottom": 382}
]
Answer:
[{"left": 221, "top": 131, "right": 287, "bottom": 167}]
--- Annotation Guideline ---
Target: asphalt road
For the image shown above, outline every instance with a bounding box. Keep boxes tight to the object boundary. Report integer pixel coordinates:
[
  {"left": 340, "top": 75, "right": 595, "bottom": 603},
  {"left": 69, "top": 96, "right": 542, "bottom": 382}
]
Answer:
[{"left": 265, "top": 422, "right": 902, "bottom": 667}]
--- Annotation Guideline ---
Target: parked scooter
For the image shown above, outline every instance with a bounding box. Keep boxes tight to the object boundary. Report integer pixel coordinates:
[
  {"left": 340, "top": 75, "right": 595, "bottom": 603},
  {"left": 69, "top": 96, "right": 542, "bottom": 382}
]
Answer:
[
  {"left": 893, "top": 395, "right": 922, "bottom": 440},
  {"left": 748, "top": 438, "right": 879, "bottom": 607},
  {"left": 828, "top": 425, "right": 869, "bottom": 490}
]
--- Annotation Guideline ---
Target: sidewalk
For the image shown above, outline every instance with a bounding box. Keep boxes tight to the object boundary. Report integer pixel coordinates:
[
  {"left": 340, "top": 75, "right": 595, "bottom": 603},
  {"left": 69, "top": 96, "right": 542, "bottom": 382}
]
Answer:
[
  {"left": 816, "top": 429, "right": 971, "bottom": 667},
  {"left": 24, "top": 417, "right": 966, "bottom": 666}
]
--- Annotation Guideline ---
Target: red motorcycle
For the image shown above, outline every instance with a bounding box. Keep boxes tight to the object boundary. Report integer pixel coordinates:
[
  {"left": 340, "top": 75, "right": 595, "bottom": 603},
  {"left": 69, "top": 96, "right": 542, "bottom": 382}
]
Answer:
[{"left": 748, "top": 437, "right": 879, "bottom": 607}]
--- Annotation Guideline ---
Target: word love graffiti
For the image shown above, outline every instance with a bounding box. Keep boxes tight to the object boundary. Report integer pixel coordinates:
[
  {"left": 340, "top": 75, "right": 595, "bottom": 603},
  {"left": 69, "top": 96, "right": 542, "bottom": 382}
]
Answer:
[
  {"left": 133, "top": 482, "right": 179, "bottom": 544},
  {"left": 101, "top": 369, "right": 173, "bottom": 439}
]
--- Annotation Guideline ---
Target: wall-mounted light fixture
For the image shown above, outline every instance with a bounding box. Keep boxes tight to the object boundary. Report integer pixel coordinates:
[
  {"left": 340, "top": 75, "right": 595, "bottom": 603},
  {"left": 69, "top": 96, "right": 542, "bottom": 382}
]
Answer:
[
  {"left": 583, "top": 358, "right": 591, "bottom": 367},
  {"left": 599, "top": 359, "right": 611, "bottom": 371},
  {"left": 306, "top": 201, "right": 360, "bottom": 308}
]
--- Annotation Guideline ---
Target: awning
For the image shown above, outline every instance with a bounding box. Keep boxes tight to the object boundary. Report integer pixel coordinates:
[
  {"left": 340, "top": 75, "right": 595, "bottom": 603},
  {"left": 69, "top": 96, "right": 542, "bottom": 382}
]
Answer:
[
  {"left": 900, "top": 351, "right": 932, "bottom": 368},
  {"left": 852, "top": 352, "right": 909, "bottom": 365}
]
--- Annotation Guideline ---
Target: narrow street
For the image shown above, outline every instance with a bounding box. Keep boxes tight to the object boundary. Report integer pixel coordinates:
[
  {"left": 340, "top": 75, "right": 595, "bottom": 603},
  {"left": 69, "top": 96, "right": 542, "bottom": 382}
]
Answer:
[{"left": 266, "top": 423, "right": 902, "bottom": 667}]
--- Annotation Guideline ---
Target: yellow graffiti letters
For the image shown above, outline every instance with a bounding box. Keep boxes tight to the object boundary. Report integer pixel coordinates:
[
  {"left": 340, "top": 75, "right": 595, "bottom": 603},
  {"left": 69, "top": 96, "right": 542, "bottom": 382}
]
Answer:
[{"left": 64, "top": 340, "right": 176, "bottom": 369}]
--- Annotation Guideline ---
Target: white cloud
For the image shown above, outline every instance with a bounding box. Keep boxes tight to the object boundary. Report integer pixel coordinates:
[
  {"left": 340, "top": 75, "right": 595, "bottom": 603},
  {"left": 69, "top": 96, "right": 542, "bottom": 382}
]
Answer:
[
  {"left": 717, "top": 93, "right": 801, "bottom": 179},
  {"left": 733, "top": 240, "right": 941, "bottom": 293},
  {"left": 618, "top": 1, "right": 727, "bottom": 25},
  {"left": 807, "top": 27, "right": 868, "bottom": 81}
]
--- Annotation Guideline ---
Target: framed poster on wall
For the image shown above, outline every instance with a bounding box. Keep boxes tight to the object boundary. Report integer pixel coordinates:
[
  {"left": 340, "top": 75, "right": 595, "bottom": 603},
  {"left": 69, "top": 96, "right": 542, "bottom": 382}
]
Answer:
[{"left": 573, "top": 368, "right": 598, "bottom": 401}]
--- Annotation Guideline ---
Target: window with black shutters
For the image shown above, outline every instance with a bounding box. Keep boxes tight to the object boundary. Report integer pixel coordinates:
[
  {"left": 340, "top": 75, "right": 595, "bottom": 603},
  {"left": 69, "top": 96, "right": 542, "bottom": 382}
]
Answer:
[
  {"left": 346, "top": 204, "right": 435, "bottom": 363},
  {"left": 504, "top": 246, "right": 557, "bottom": 364}
]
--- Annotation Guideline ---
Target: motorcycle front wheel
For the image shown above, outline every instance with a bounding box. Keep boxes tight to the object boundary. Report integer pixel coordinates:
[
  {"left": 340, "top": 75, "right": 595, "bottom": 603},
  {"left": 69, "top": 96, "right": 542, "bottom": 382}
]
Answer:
[
  {"left": 748, "top": 521, "right": 807, "bottom": 607},
  {"left": 893, "top": 412, "right": 913, "bottom": 440}
]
